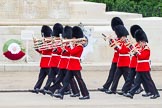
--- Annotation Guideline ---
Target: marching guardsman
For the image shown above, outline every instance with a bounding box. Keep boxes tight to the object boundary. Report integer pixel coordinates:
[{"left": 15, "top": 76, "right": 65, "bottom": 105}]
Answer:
[
  {"left": 124, "top": 29, "right": 160, "bottom": 99},
  {"left": 53, "top": 26, "right": 90, "bottom": 100},
  {"left": 32, "top": 25, "right": 53, "bottom": 93},
  {"left": 105, "top": 25, "right": 130, "bottom": 94},
  {"left": 48, "top": 26, "right": 80, "bottom": 96},
  {"left": 39, "top": 23, "right": 63, "bottom": 95},
  {"left": 117, "top": 25, "right": 144, "bottom": 95},
  {"left": 98, "top": 17, "right": 123, "bottom": 92}
]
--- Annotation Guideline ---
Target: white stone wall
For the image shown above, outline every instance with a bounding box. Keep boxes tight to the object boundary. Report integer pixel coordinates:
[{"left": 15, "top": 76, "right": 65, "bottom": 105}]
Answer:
[{"left": 1, "top": 0, "right": 161, "bottom": 66}]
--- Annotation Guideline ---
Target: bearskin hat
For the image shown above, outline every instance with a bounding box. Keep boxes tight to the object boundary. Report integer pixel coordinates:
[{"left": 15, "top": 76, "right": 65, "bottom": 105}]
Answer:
[
  {"left": 41, "top": 25, "right": 52, "bottom": 37},
  {"left": 130, "top": 25, "right": 142, "bottom": 38},
  {"left": 111, "top": 17, "right": 124, "bottom": 31},
  {"left": 134, "top": 29, "right": 148, "bottom": 43},
  {"left": 62, "top": 26, "right": 72, "bottom": 39},
  {"left": 114, "top": 25, "right": 129, "bottom": 38},
  {"left": 52, "top": 23, "right": 63, "bottom": 37},
  {"left": 72, "top": 26, "right": 83, "bottom": 38}
]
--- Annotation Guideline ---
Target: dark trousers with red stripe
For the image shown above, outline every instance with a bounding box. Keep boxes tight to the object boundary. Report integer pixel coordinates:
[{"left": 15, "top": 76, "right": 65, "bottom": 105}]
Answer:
[
  {"left": 43, "top": 67, "right": 59, "bottom": 90},
  {"left": 34, "top": 68, "right": 49, "bottom": 89},
  {"left": 49, "top": 69, "right": 79, "bottom": 94},
  {"left": 122, "top": 68, "right": 149, "bottom": 93},
  {"left": 59, "top": 70, "right": 89, "bottom": 97},
  {"left": 110, "top": 67, "right": 129, "bottom": 92},
  {"left": 129, "top": 72, "right": 159, "bottom": 95},
  {"left": 121, "top": 68, "right": 135, "bottom": 92},
  {"left": 103, "top": 63, "right": 117, "bottom": 89}
]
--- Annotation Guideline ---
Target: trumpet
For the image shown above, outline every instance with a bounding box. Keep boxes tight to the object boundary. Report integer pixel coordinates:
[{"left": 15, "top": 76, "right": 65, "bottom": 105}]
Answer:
[
  {"left": 62, "top": 37, "right": 88, "bottom": 47},
  {"left": 33, "top": 36, "right": 62, "bottom": 49},
  {"left": 33, "top": 37, "right": 88, "bottom": 50},
  {"left": 62, "top": 37, "right": 87, "bottom": 43},
  {"left": 102, "top": 33, "right": 121, "bottom": 49},
  {"left": 102, "top": 33, "right": 116, "bottom": 46},
  {"left": 33, "top": 37, "right": 58, "bottom": 43},
  {"left": 33, "top": 37, "right": 43, "bottom": 49},
  {"left": 33, "top": 38, "right": 49, "bottom": 50},
  {"left": 124, "top": 40, "right": 140, "bottom": 55}
]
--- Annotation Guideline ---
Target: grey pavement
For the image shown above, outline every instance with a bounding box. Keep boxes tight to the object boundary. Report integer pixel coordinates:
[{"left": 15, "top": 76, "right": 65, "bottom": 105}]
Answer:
[
  {"left": 0, "top": 91, "right": 161, "bottom": 108},
  {"left": 0, "top": 71, "right": 161, "bottom": 90},
  {"left": 0, "top": 71, "right": 162, "bottom": 108}
]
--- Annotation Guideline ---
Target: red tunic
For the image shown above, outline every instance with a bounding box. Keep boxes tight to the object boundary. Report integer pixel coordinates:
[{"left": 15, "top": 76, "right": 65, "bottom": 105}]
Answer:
[
  {"left": 58, "top": 46, "right": 71, "bottom": 69},
  {"left": 129, "top": 43, "right": 140, "bottom": 68},
  {"left": 136, "top": 45, "right": 150, "bottom": 72},
  {"left": 116, "top": 41, "right": 130, "bottom": 67},
  {"left": 39, "top": 49, "right": 52, "bottom": 68},
  {"left": 48, "top": 47, "right": 62, "bottom": 67},
  {"left": 111, "top": 38, "right": 119, "bottom": 63},
  {"left": 66, "top": 44, "right": 83, "bottom": 71},
  {"left": 112, "top": 49, "right": 119, "bottom": 63}
]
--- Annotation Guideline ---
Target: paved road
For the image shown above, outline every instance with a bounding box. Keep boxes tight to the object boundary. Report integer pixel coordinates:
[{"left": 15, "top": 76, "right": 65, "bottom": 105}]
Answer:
[
  {"left": 0, "top": 91, "right": 161, "bottom": 108},
  {"left": 0, "top": 71, "right": 161, "bottom": 90},
  {"left": 0, "top": 71, "right": 161, "bottom": 108}
]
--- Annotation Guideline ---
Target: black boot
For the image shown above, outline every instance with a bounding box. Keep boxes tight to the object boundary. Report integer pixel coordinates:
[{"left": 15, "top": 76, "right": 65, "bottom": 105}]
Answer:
[
  {"left": 45, "top": 90, "right": 53, "bottom": 96},
  {"left": 142, "top": 92, "right": 152, "bottom": 97},
  {"left": 123, "top": 93, "right": 133, "bottom": 99},
  {"left": 117, "top": 91, "right": 125, "bottom": 95},
  {"left": 70, "top": 93, "right": 80, "bottom": 97},
  {"left": 79, "top": 95, "right": 90, "bottom": 100},
  {"left": 53, "top": 92, "right": 64, "bottom": 99},
  {"left": 98, "top": 87, "right": 108, "bottom": 92},
  {"left": 39, "top": 89, "right": 46, "bottom": 95},
  {"left": 64, "top": 90, "right": 71, "bottom": 95},
  {"left": 105, "top": 90, "right": 116, "bottom": 94},
  {"left": 150, "top": 94, "right": 160, "bottom": 99},
  {"left": 30, "top": 88, "right": 39, "bottom": 94},
  {"left": 135, "top": 87, "right": 143, "bottom": 94}
]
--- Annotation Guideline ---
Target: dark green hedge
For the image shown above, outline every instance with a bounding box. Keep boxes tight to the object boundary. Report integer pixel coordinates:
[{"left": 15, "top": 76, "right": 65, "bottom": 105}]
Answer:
[{"left": 85, "top": 0, "right": 162, "bottom": 17}]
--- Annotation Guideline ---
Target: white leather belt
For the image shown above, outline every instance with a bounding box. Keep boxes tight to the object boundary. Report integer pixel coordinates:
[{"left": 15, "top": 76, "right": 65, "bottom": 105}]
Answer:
[
  {"left": 70, "top": 56, "right": 80, "bottom": 60},
  {"left": 138, "top": 60, "right": 150, "bottom": 63},
  {"left": 119, "top": 54, "right": 130, "bottom": 56},
  {"left": 61, "top": 56, "right": 69, "bottom": 59},
  {"left": 42, "top": 55, "right": 51, "bottom": 57},
  {"left": 52, "top": 54, "right": 59, "bottom": 56}
]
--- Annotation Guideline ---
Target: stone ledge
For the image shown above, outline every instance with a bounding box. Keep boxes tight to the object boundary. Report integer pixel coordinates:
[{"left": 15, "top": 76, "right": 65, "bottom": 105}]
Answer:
[
  {"left": 0, "top": 63, "right": 110, "bottom": 72},
  {"left": 0, "top": 63, "right": 162, "bottom": 72},
  {"left": 0, "top": 20, "right": 109, "bottom": 26}
]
